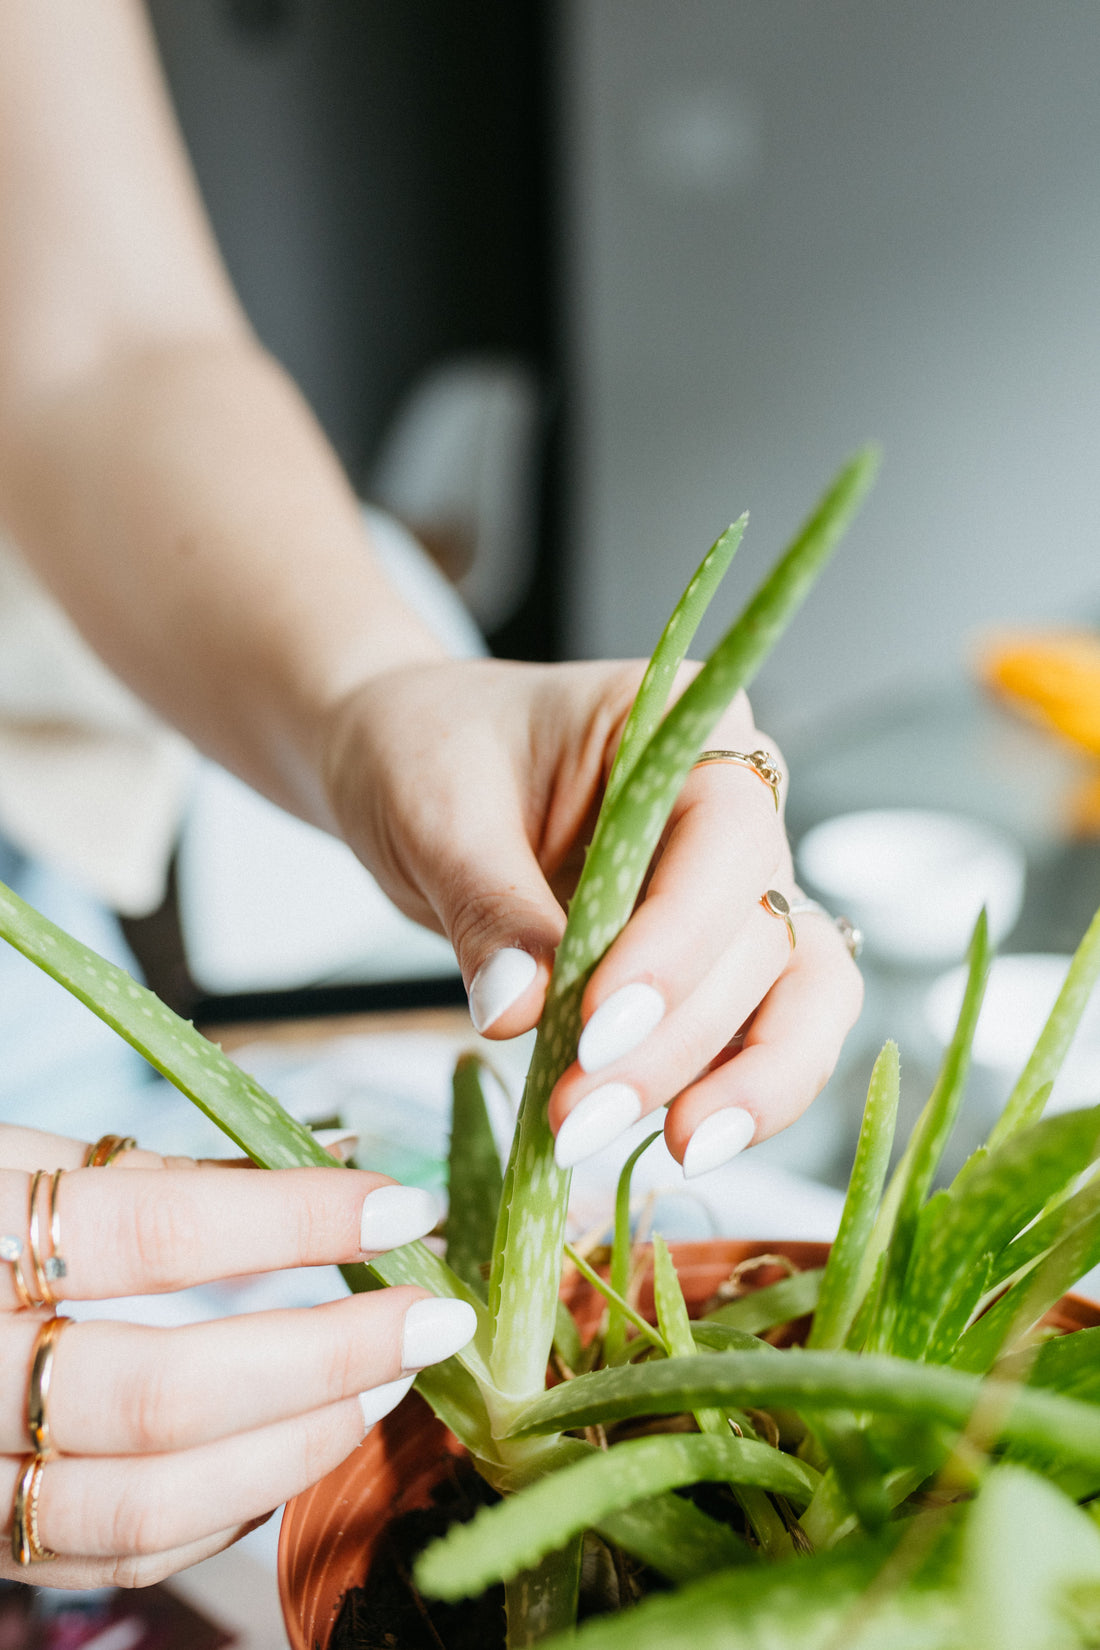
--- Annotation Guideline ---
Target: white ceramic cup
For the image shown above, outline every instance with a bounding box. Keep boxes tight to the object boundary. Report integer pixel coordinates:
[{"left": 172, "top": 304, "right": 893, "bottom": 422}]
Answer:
[{"left": 797, "top": 808, "right": 1027, "bottom": 966}]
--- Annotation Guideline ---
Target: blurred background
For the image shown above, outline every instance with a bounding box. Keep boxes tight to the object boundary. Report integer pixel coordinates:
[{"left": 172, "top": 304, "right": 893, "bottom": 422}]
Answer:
[
  {"left": 132, "top": 2, "right": 1100, "bottom": 1137},
  {"left": 10, "top": 0, "right": 1100, "bottom": 1161}
]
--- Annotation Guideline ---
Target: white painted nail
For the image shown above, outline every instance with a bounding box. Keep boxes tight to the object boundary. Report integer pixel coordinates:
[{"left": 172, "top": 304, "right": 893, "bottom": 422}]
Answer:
[
  {"left": 358, "top": 1374, "right": 416, "bottom": 1433},
  {"left": 359, "top": 1185, "right": 439, "bottom": 1252},
  {"left": 553, "top": 1084, "right": 643, "bottom": 1170},
  {"left": 468, "top": 948, "right": 538, "bottom": 1033},
  {"left": 682, "top": 1108, "right": 757, "bottom": 1179},
  {"left": 313, "top": 1128, "right": 359, "bottom": 1161},
  {"left": 578, "top": 983, "right": 666, "bottom": 1074},
  {"left": 402, "top": 1297, "right": 479, "bottom": 1371}
]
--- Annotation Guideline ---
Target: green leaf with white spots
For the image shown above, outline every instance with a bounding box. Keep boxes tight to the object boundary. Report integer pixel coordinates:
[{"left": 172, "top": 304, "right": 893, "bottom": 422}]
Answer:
[
  {"left": 953, "top": 1201, "right": 1100, "bottom": 1375},
  {"left": 603, "top": 517, "right": 746, "bottom": 806},
  {"left": 415, "top": 1432, "right": 816, "bottom": 1601},
  {"left": 989, "top": 1168, "right": 1100, "bottom": 1294},
  {"left": 595, "top": 1493, "right": 754, "bottom": 1582},
  {"left": 536, "top": 1523, "right": 957, "bottom": 1650},
  {"left": 504, "top": 1348, "right": 1100, "bottom": 1477},
  {"left": 988, "top": 903, "right": 1100, "bottom": 1147},
  {"left": 703, "top": 1266, "right": 824, "bottom": 1335},
  {"left": 997, "top": 1327, "right": 1100, "bottom": 1405},
  {"left": 866, "top": 911, "right": 991, "bottom": 1354},
  {"left": 653, "top": 1234, "right": 729, "bottom": 1436},
  {"left": 447, "top": 1054, "right": 504, "bottom": 1298},
  {"left": 894, "top": 1106, "right": 1100, "bottom": 1363},
  {"left": 809, "top": 1042, "right": 899, "bottom": 1351},
  {"left": 605, "top": 1130, "right": 661, "bottom": 1362},
  {"left": 490, "top": 448, "right": 879, "bottom": 1398}
]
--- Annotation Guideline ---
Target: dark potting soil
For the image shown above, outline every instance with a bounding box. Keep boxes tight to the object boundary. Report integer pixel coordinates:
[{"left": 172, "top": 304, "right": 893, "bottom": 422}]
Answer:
[{"left": 328, "top": 1457, "right": 506, "bottom": 1650}]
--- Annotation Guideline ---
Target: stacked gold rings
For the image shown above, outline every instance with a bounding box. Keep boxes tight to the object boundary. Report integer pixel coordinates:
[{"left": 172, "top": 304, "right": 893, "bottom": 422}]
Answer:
[
  {"left": 2, "top": 1171, "right": 68, "bottom": 1312},
  {"left": 6, "top": 1136, "right": 137, "bottom": 1563},
  {"left": 10, "top": 1314, "right": 72, "bottom": 1564}
]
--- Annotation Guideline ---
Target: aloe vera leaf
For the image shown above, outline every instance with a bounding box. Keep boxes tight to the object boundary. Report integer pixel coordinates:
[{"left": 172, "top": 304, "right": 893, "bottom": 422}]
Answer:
[
  {"left": 988, "top": 1166, "right": 1100, "bottom": 1292},
  {"left": 996, "top": 1326, "right": 1100, "bottom": 1404},
  {"left": 595, "top": 1493, "right": 754, "bottom": 1582},
  {"left": 653, "top": 1238, "right": 790, "bottom": 1557},
  {"left": 416, "top": 1432, "right": 817, "bottom": 1601},
  {"left": 704, "top": 1267, "right": 824, "bottom": 1334},
  {"left": 563, "top": 1242, "right": 667, "bottom": 1354},
  {"left": 490, "top": 449, "right": 879, "bottom": 1399},
  {"left": 954, "top": 1202, "right": 1100, "bottom": 1374},
  {"left": 446, "top": 1054, "right": 505, "bottom": 1298},
  {"left": 810, "top": 1042, "right": 900, "bottom": 1351},
  {"left": 504, "top": 1349, "right": 1100, "bottom": 1473},
  {"left": 690, "top": 1321, "right": 782, "bottom": 1353},
  {"left": 605, "top": 1131, "right": 661, "bottom": 1362},
  {"left": 867, "top": 912, "right": 991, "bottom": 1353},
  {"left": 652, "top": 1235, "right": 725, "bottom": 1433},
  {"left": 553, "top": 1298, "right": 585, "bottom": 1373},
  {"left": 0, "top": 879, "right": 495, "bottom": 1389},
  {"left": 894, "top": 1105, "right": 1100, "bottom": 1362},
  {"left": 988, "top": 903, "right": 1100, "bottom": 1148},
  {"left": 603, "top": 519, "right": 747, "bottom": 807},
  {"left": 811, "top": 1421, "right": 893, "bottom": 1533},
  {"left": 844, "top": 1251, "right": 887, "bottom": 1352},
  {"left": 505, "top": 1538, "right": 582, "bottom": 1649},
  {"left": 536, "top": 1524, "right": 956, "bottom": 1650},
  {"left": 962, "top": 1465, "right": 1100, "bottom": 1650}
]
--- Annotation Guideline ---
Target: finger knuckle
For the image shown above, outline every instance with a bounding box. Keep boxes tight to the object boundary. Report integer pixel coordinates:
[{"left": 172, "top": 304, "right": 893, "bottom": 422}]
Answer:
[
  {"left": 123, "top": 1187, "right": 202, "bottom": 1292},
  {"left": 109, "top": 1482, "right": 174, "bottom": 1557},
  {"left": 296, "top": 1409, "right": 356, "bottom": 1493},
  {"left": 110, "top": 1549, "right": 179, "bottom": 1589},
  {"left": 128, "top": 1358, "right": 185, "bottom": 1455}
]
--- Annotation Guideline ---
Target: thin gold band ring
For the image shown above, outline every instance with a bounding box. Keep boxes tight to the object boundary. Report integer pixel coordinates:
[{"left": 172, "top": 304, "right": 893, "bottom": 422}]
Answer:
[
  {"left": 83, "top": 1134, "right": 138, "bottom": 1168},
  {"left": 26, "top": 1313, "right": 71, "bottom": 1455},
  {"left": 692, "top": 748, "right": 782, "bottom": 810},
  {"left": 10, "top": 1453, "right": 55, "bottom": 1565}
]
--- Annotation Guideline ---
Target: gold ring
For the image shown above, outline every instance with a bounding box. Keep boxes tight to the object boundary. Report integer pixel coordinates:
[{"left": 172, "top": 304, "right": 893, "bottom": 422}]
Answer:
[
  {"left": 83, "top": 1135, "right": 137, "bottom": 1168},
  {"left": 26, "top": 1314, "right": 70, "bottom": 1455},
  {"left": 760, "top": 889, "right": 796, "bottom": 949},
  {"left": 0, "top": 1231, "right": 38, "bottom": 1312},
  {"left": 692, "top": 749, "right": 782, "bottom": 810},
  {"left": 788, "top": 899, "right": 864, "bottom": 961},
  {"left": 27, "top": 1171, "right": 66, "bottom": 1308},
  {"left": 10, "top": 1453, "right": 56, "bottom": 1565}
]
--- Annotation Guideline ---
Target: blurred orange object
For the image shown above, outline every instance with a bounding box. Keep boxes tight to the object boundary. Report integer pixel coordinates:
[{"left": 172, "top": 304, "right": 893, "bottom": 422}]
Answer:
[
  {"left": 978, "top": 630, "right": 1100, "bottom": 756},
  {"left": 977, "top": 630, "right": 1100, "bottom": 838}
]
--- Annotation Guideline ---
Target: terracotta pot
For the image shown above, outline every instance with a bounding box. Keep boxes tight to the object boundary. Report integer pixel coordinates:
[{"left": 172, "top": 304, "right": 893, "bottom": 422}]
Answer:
[{"left": 276, "top": 1240, "right": 1100, "bottom": 1650}]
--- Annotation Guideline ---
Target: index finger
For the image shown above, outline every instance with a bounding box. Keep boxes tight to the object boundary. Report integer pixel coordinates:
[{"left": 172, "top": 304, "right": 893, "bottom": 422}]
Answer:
[{"left": 0, "top": 1166, "right": 439, "bottom": 1307}]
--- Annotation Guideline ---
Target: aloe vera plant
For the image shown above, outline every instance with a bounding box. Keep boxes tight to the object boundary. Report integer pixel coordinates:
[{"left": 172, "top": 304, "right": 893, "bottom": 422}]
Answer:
[{"left": 10, "top": 447, "right": 1100, "bottom": 1646}]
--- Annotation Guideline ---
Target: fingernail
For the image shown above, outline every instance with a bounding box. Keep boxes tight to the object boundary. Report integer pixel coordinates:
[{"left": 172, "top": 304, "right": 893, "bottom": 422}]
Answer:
[
  {"left": 358, "top": 1373, "right": 416, "bottom": 1433},
  {"left": 468, "top": 948, "right": 538, "bottom": 1033},
  {"left": 682, "top": 1108, "right": 756, "bottom": 1179},
  {"left": 402, "top": 1297, "right": 479, "bottom": 1371},
  {"left": 313, "top": 1128, "right": 359, "bottom": 1161},
  {"left": 553, "top": 1084, "right": 642, "bottom": 1169},
  {"left": 360, "top": 1185, "right": 439, "bottom": 1252},
  {"left": 578, "top": 983, "right": 666, "bottom": 1074}
]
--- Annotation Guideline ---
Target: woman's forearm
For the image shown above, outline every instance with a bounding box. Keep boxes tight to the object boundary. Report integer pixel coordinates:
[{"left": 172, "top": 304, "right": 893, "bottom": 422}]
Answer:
[{"left": 0, "top": 332, "right": 445, "bottom": 831}]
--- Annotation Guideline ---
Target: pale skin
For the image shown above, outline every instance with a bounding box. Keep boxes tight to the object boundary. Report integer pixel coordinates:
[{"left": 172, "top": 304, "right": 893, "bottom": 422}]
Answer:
[{"left": 0, "top": 0, "right": 861, "bottom": 1580}]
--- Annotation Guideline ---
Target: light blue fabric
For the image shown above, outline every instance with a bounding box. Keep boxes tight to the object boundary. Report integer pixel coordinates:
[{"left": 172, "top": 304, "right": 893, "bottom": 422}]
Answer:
[{"left": 0, "top": 840, "right": 157, "bottom": 1140}]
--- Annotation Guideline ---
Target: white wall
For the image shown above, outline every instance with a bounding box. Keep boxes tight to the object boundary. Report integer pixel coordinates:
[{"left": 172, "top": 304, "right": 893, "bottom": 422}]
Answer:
[{"left": 561, "top": 1, "right": 1100, "bottom": 735}]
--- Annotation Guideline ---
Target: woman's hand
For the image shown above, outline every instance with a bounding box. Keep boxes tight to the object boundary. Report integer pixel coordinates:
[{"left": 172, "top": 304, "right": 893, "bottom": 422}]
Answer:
[
  {"left": 0, "top": 1127, "right": 475, "bottom": 1589},
  {"left": 324, "top": 658, "right": 863, "bottom": 1176}
]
